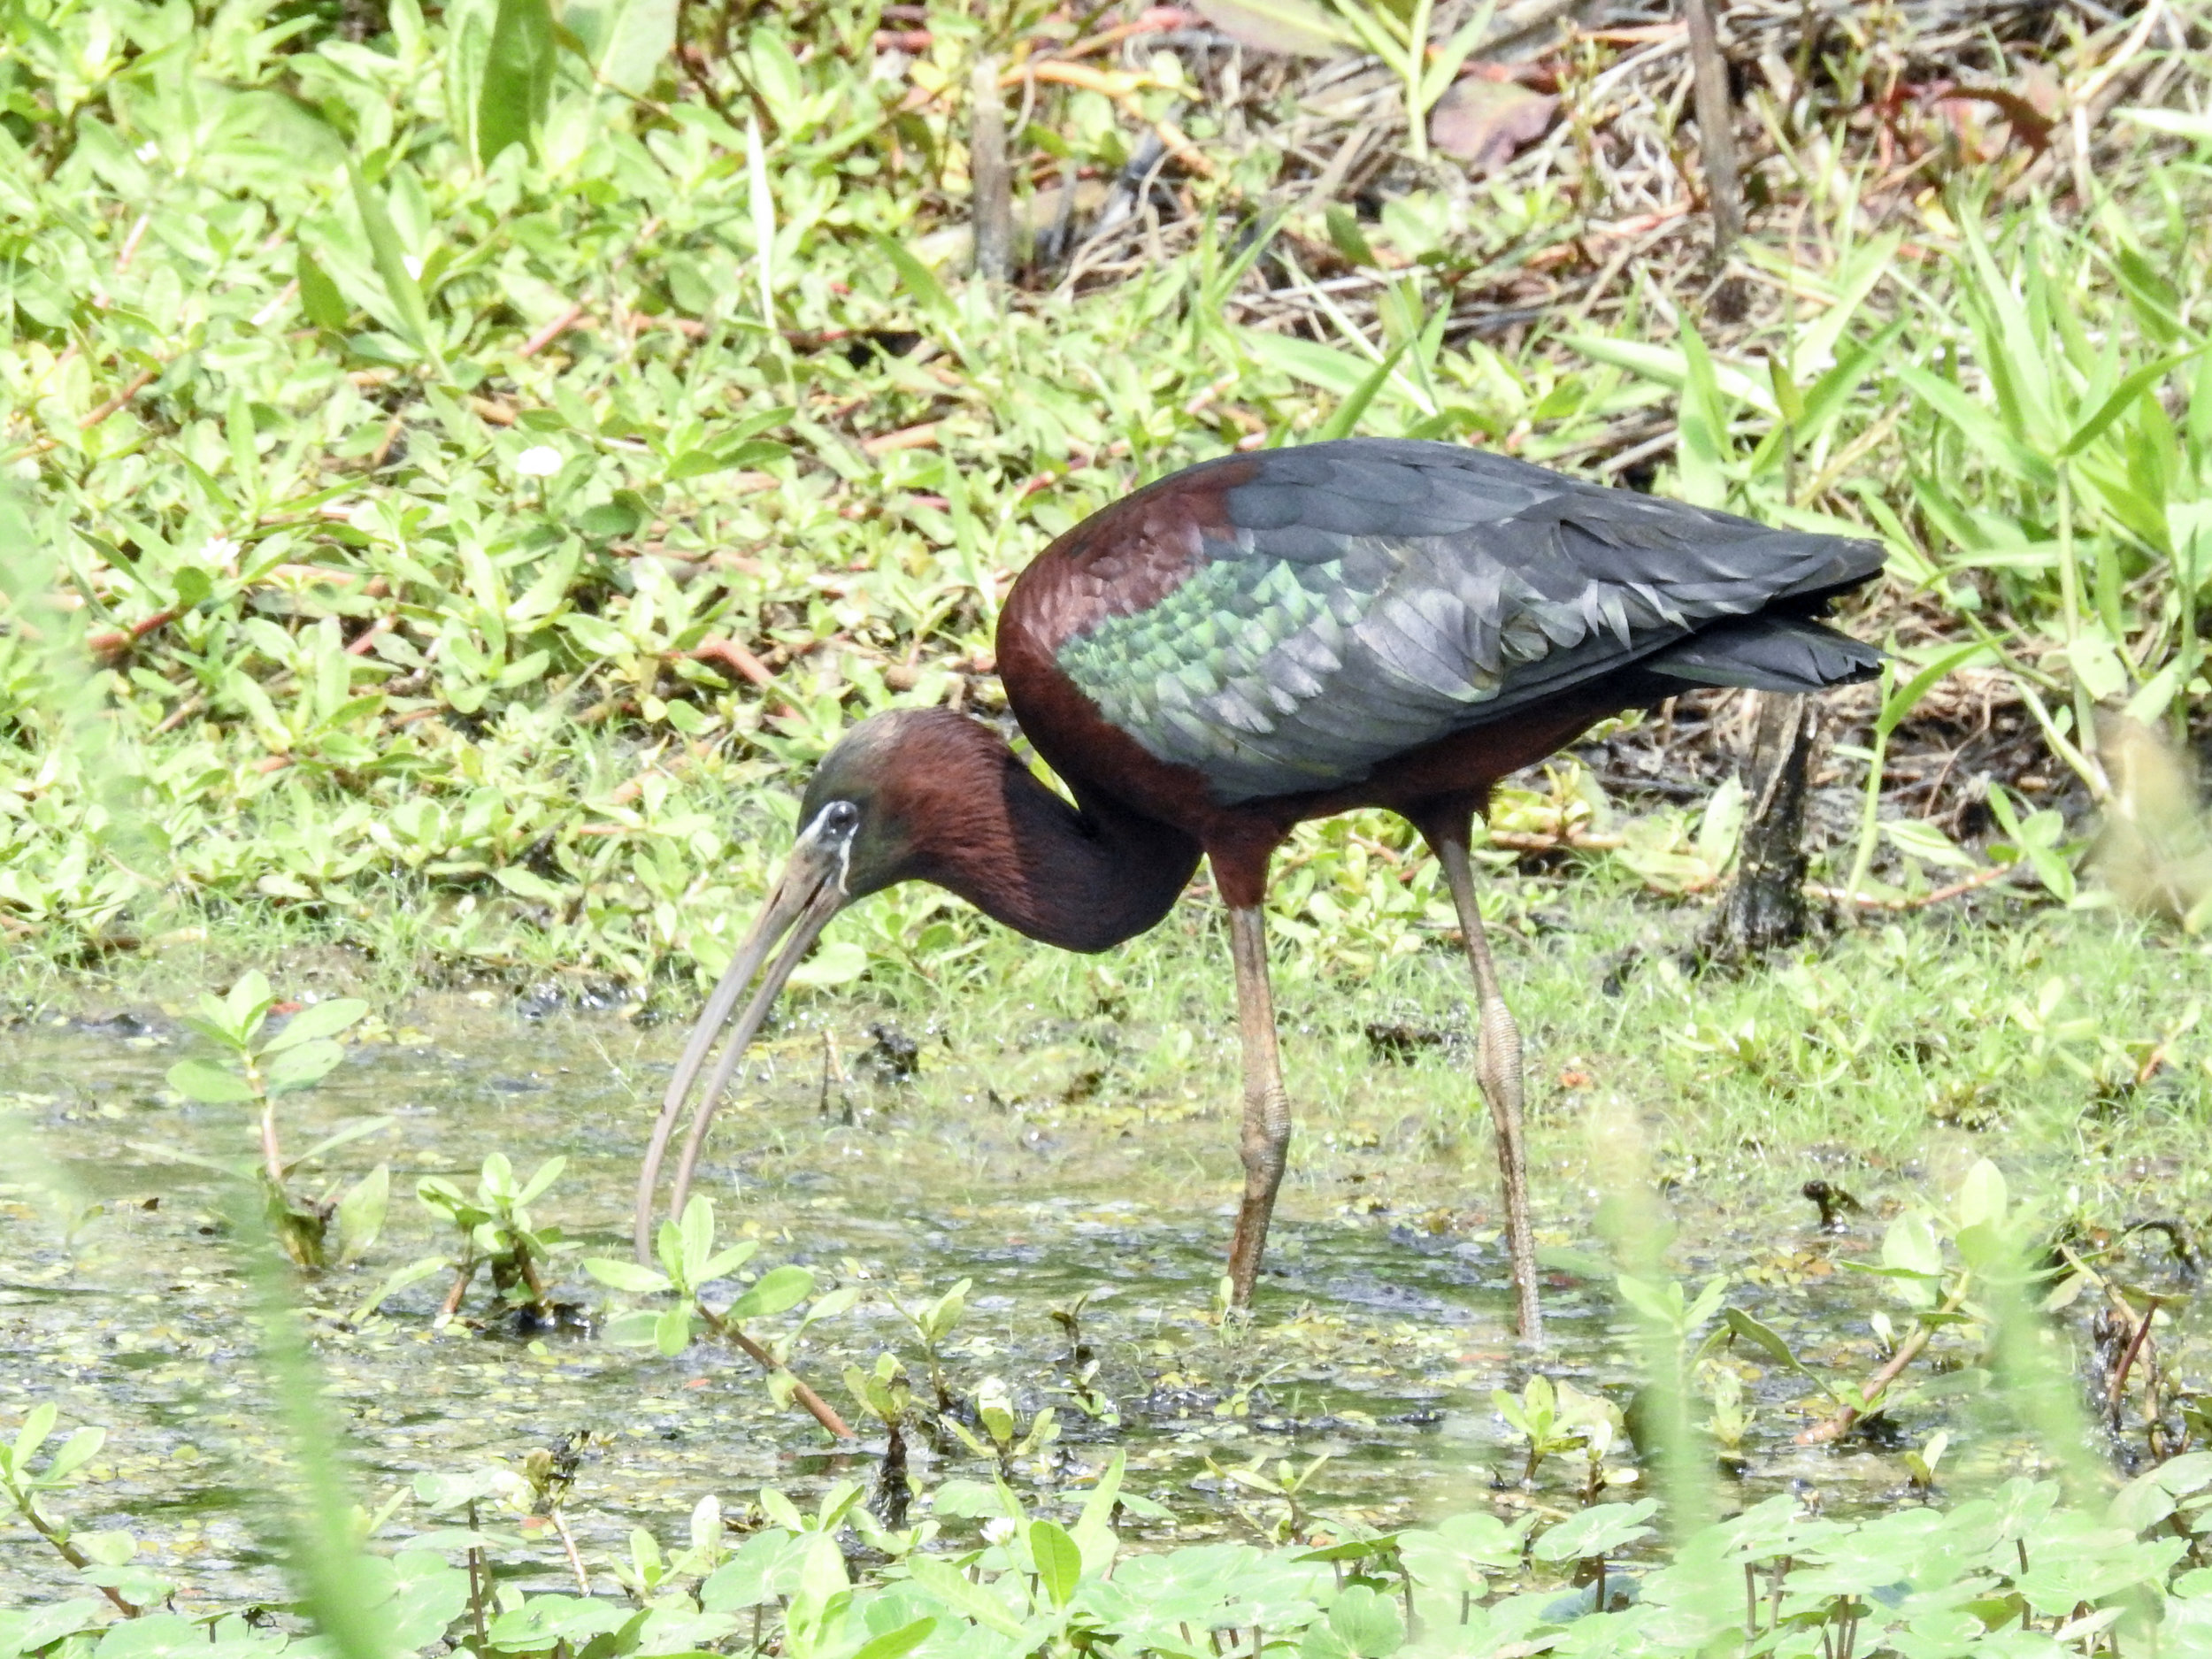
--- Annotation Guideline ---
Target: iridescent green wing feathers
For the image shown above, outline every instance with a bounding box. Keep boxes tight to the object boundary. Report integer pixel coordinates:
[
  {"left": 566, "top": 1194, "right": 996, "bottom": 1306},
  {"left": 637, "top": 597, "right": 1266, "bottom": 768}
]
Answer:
[{"left": 1053, "top": 439, "right": 1882, "bottom": 804}]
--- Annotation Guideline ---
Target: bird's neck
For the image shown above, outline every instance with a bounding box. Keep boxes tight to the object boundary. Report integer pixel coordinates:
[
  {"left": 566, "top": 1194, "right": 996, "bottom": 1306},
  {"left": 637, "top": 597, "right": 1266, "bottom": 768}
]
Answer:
[{"left": 902, "top": 741, "right": 1202, "bottom": 954}]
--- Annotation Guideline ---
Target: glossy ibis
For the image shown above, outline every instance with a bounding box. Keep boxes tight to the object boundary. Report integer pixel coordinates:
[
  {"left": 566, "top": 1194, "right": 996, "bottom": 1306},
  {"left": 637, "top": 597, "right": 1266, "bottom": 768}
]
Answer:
[{"left": 636, "top": 438, "right": 1883, "bottom": 1340}]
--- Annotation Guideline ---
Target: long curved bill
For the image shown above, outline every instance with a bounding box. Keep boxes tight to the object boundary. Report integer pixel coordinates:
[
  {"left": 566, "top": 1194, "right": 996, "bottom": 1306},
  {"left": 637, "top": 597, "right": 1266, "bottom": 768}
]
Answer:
[{"left": 634, "top": 817, "right": 851, "bottom": 1261}]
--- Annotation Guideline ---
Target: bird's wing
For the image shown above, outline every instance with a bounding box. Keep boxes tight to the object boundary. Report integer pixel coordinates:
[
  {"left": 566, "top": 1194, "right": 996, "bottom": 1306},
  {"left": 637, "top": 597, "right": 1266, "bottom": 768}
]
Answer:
[{"left": 1051, "top": 438, "right": 1882, "bottom": 803}]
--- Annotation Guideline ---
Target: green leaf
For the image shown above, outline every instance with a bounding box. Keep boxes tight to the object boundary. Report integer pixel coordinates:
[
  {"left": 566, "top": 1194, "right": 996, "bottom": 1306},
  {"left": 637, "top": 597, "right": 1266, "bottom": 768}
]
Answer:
[
  {"left": 1532, "top": 1499, "right": 1658, "bottom": 1563},
  {"left": 653, "top": 1306, "right": 694, "bottom": 1356},
  {"left": 298, "top": 246, "right": 350, "bottom": 331},
  {"left": 1955, "top": 1159, "right": 2008, "bottom": 1231},
  {"left": 667, "top": 440, "right": 788, "bottom": 480},
  {"left": 478, "top": 0, "right": 556, "bottom": 165},
  {"left": 262, "top": 997, "right": 370, "bottom": 1054},
  {"left": 1030, "top": 1518, "right": 1081, "bottom": 1607},
  {"left": 903, "top": 1555, "right": 1030, "bottom": 1640},
  {"left": 167, "top": 1057, "right": 257, "bottom": 1104},
  {"left": 677, "top": 1195, "right": 716, "bottom": 1286},
  {"left": 513, "top": 1156, "right": 565, "bottom": 1208},
  {"left": 336, "top": 1164, "right": 389, "bottom": 1266},
  {"left": 726, "top": 1264, "right": 814, "bottom": 1322},
  {"left": 2060, "top": 349, "right": 2204, "bottom": 456},
  {"left": 585, "top": 1257, "right": 672, "bottom": 1294},
  {"left": 1322, "top": 1583, "right": 1405, "bottom": 1656},
  {"left": 852, "top": 1618, "right": 937, "bottom": 1659},
  {"left": 42, "top": 1426, "right": 105, "bottom": 1483},
  {"left": 601, "top": 1309, "right": 664, "bottom": 1347},
  {"left": 874, "top": 233, "right": 953, "bottom": 326},
  {"left": 559, "top": 0, "right": 675, "bottom": 96},
  {"left": 287, "top": 1117, "right": 396, "bottom": 1173},
  {"left": 10, "top": 1402, "right": 58, "bottom": 1473},
  {"left": 264, "top": 1037, "right": 346, "bottom": 1096},
  {"left": 1881, "top": 1212, "right": 1945, "bottom": 1279},
  {"left": 222, "top": 971, "right": 278, "bottom": 1040},
  {"left": 1317, "top": 334, "right": 1416, "bottom": 442},
  {"left": 348, "top": 164, "right": 441, "bottom": 370},
  {"left": 696, "top": 1240, "right": 762, "bottom": 1284},
  {"left": 1877, "top": 642, "right": 1991, "bottom": 739},
  {"left": 350, "top": 1256, "right": 453, "bottom": 1323}
]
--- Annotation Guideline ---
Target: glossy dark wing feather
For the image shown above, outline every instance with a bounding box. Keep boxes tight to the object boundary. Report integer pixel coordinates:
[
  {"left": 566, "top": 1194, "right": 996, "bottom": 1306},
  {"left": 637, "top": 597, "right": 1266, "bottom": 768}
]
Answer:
[{"left": 1051, "top": 438, "right": 1883, "bottom": 803}]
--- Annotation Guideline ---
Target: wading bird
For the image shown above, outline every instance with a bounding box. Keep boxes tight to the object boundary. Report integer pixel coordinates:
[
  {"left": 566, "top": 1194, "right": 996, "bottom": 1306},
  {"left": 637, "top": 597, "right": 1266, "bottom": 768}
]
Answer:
[{"left": 636, "top": 438, "right": 1883, "bottom": 1340}]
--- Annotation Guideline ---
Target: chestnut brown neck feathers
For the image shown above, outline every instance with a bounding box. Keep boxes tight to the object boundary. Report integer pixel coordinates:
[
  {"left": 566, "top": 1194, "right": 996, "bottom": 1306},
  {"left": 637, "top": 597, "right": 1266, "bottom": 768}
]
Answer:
[{"left": 849, "top": 710, "right": 1201, "bottom": 954}]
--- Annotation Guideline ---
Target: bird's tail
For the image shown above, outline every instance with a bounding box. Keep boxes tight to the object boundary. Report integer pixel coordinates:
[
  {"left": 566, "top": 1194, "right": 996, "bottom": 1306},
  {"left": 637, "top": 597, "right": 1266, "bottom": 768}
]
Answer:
[{"left": 1640, "top": 614, "right": 1882, "bottom": 693}]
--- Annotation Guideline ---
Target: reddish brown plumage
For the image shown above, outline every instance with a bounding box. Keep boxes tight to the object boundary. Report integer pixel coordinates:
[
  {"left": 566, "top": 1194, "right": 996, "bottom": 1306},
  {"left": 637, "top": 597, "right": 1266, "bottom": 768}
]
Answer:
[
  {"left": 997, "top": 461, "right": 1620, "bottom": 909},
  {"left": 1002, "top": 457, "right": 1256, "bottom": 656}
]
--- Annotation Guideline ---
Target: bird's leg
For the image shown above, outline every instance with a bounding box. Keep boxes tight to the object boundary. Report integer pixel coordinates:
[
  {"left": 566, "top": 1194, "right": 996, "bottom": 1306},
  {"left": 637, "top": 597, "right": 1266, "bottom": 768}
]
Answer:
[
  {"left": 1436, "top": 833, "right": 1544, "bottom": 1345},
  {"left": 1224, "top": 903, "right": 1292, "bottom": 1309}
]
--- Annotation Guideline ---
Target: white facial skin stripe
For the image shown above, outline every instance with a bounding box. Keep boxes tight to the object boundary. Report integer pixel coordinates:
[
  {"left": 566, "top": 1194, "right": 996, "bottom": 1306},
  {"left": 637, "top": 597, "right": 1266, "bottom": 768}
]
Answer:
[{"left": 804, "top": 802, "right": 857, "bottom": 894}]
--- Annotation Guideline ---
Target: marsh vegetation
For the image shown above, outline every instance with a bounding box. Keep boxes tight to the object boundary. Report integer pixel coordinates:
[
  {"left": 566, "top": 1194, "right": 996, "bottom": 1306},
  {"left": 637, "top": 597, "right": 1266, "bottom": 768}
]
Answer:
[{"left": 6, "top": 0, "right": 2212, "bottom": 1650}]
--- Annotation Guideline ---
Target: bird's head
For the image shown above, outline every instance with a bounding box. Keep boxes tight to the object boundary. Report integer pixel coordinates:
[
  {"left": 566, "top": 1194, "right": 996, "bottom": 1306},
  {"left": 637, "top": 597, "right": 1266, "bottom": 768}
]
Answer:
[{"left": 632, "top": 707, "right": 986, "bottom": 1256}]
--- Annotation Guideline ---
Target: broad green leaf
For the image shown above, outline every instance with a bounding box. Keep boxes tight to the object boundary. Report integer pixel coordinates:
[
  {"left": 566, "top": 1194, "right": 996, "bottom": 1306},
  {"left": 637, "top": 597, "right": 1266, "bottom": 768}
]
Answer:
[
  {"left": 261, "top": 997, "right": 369, "bottom": 1054},
  {"left": 42, "top": 1426, "right": 104, "bottom": 1483},
  {"left": 584, "top": 1257, "right": 673, "bottom": 1294},
  {"left": 11, "top": 1402, "right": 58, "bottom": 1472},
  {"left": 264, "top": 1036, "right": 346, "bottom": 1095},
  {"left": 336, "top": 1164, "right": 389, "bottom": 1265},
  {"left": 726, "top": 1264, "right": 814, "bottom": 1322},
  {"left": 653, "top": 1306, "right": 694, "bottom": 1356},
  {"left": 1955, "top": 1159, "right": 2008, "bottom": 1231},
  {"left": 1030, "top": 1518, "right": 1081, "bottom": 1607},
  {"left": 851, "top": 1618, "right": 936, "bottom": 1659},
  {"left": 298, "top": 246, "right": 350, "bottom": 330},
  {"left": 678, "top": 1195, "right": 716, "bottom": 1285},
  {"left": 167, "top": 1057, "right": 256, "bottom": 1104},
  {"left": 1533, "top": 1499, "right": 1658, "bottom": 1563},
  {"left": 559, "top": 0, "right": 675, "bottom": 96},
  {"left": 479, "top": 0, "right": 556, "bottom": 165},
  {"left": 903, "top": 1555, "right": 1030, "bottom": 1640},
  {"left": 513, "top": 1156, "right": 565, "bottom": 1208}
]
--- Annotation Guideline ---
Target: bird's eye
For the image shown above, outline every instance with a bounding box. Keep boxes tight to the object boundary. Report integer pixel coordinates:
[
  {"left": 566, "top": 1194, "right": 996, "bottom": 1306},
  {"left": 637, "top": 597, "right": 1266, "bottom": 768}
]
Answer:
[{"left": 819, "top": 800, "right": 860, "bottom": 838}]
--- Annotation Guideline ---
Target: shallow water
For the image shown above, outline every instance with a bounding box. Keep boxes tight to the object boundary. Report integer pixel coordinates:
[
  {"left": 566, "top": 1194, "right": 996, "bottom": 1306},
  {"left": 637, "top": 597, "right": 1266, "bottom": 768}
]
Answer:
[{"left": 0, "top": 990, "right": 2146, "bottom": 1613}]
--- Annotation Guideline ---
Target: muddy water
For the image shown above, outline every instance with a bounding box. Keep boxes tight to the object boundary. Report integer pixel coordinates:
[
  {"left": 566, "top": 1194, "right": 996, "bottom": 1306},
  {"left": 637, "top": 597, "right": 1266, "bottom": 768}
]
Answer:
[{"left": 1, "top": 995, "right": 2065, "bottom": 1611}]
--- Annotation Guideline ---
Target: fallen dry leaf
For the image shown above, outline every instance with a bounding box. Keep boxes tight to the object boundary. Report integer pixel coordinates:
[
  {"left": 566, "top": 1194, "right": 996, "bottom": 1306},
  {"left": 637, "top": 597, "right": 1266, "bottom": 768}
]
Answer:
[{"left": 1430, "top": 73, "right": 1558, "bottom": 173}]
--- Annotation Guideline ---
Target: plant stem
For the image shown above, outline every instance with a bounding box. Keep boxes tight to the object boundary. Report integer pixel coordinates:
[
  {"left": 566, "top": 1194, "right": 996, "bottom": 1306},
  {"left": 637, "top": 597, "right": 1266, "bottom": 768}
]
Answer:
[
  {"left": 1403, "top": 0, "right": 1433, "bottom": 162},
  {"left": 695, "top": 1302, "right": 854, "bottom": 1439},
  {"left": 250, "top": 1064, "right": 283, "bottom": 1187},
  {"left": 1840, "top": 665, "right": 1894, "bottom": 902},
  {"left": 549, "top": 1507, "right": 589, "bottom": 1594},
  {"left": 1799, "top": 1283, "right": 1968, "bottom": 1444},
  {"left": 6, "top": 1486, "right": 142, "bottom": 1617}
]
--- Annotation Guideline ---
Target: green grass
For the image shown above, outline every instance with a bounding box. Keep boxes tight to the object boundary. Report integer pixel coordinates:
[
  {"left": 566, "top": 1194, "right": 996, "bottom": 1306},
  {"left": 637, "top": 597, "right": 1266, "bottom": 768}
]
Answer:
[{"left": 4, "top": 0, "right": 2211, "bottom": 988}]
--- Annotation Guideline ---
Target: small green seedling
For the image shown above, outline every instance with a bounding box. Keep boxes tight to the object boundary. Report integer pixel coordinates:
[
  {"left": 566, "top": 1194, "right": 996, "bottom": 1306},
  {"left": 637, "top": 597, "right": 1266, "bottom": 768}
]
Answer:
[
  {"left": 948, "top": 1375, "right": 1060, "bottom": 1476},
  {"left": 1204, "top": 1451, "right": 1332, "bottom": 1544},
  {"left": 886, "top": 1276, "right": 971, "bottom": 1411},
  {"left": 1905, "top": 1430, "right": 1949, "bottom": 1494},
  {"left": 1494, "top": 1375, "right": 1597, "bottom": 1489},
  {"left": 847, "top": 1351, "right": 919, "bottom": 1521},
  {"left": 585, "top": 1196, "right": 853, "bottom": 1439},
  {"left": 418, "top": 1153, "right": 572, "bottom": 1324},
  {"left": 0, "top": 1404, "right": 166, "bottom": 1617},
  {"left": 161, "top": 971, "right": 380, "bottom": 1266}
]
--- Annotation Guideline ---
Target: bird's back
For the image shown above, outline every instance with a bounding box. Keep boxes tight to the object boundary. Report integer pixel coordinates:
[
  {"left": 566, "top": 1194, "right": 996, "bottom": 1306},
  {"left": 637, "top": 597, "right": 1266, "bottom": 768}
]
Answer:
[{"left": 1001, "top": 438, "right": 1883, "bottom": 808}]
